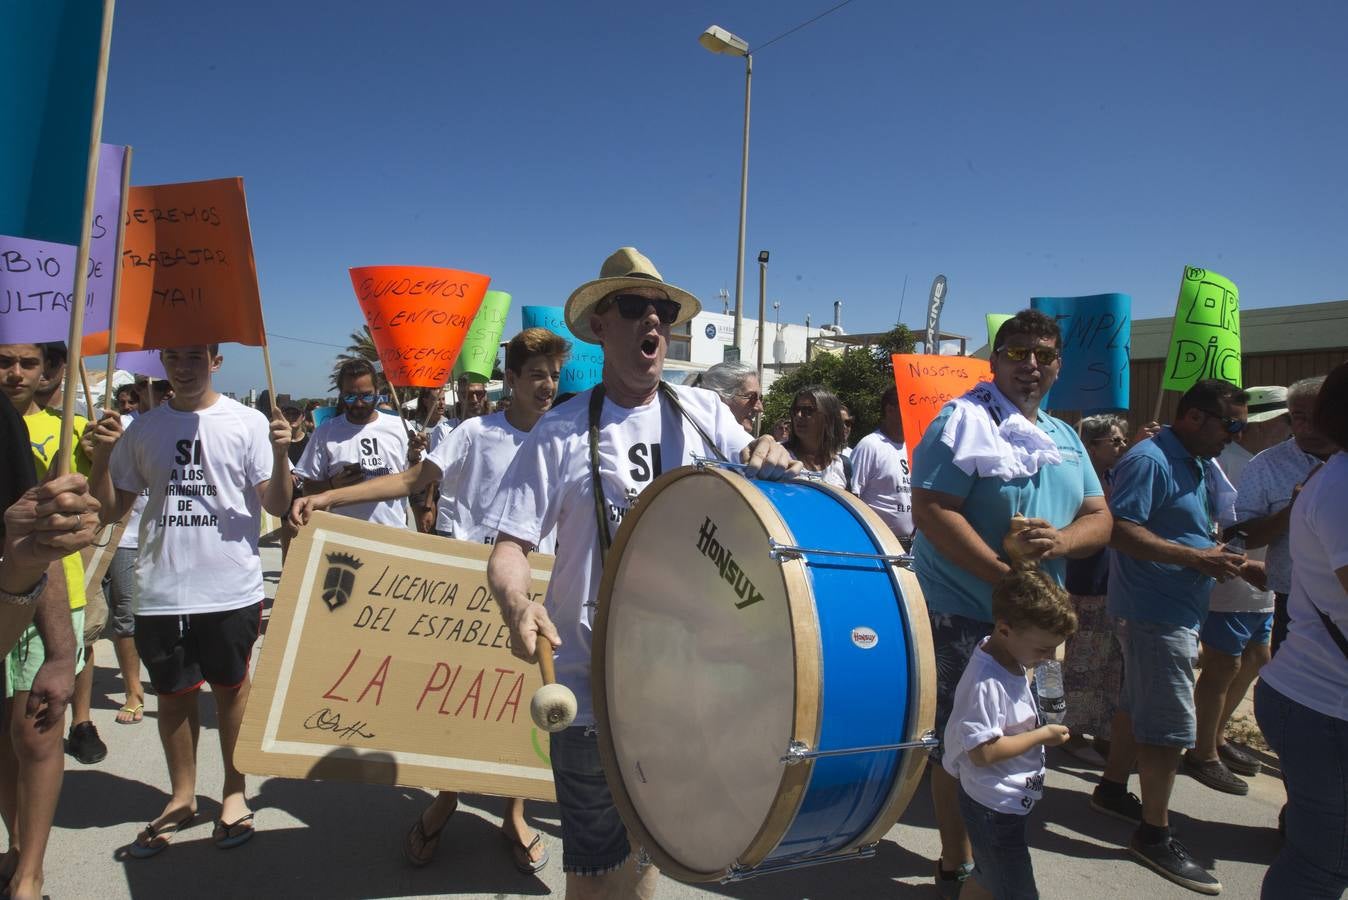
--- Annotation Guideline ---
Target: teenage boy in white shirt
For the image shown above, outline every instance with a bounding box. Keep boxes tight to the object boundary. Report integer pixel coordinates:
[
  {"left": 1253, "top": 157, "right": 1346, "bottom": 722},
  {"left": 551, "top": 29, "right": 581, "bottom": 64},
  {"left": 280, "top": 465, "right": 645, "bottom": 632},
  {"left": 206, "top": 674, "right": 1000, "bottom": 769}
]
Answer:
[
  {"left": 294, "top": 359, "right": 410, "bottom": 530},
  {"left": 290, "top": 327, "right": 569, "bottom": 874},
  {"left": 92, "top": 344, "right": 292, "bottom": 856},
  {"left": 851, "top": 386, "right": 915, "bottom": 544}
]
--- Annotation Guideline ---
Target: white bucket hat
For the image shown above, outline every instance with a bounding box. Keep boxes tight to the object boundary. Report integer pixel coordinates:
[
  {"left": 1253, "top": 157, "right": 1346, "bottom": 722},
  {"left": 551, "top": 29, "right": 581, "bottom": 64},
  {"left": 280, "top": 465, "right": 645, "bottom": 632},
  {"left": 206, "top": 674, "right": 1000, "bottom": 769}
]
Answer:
[{"left": 563, "top": 247, "right": 701, "bottom": 345}]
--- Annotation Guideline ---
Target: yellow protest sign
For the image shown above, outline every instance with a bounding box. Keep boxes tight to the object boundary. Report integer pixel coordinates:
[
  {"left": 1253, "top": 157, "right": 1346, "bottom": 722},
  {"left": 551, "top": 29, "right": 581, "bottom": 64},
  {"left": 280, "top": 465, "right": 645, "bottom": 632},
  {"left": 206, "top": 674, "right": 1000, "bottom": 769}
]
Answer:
[{"left": 236, "top": 512, "right": 556, "bottom": 800}]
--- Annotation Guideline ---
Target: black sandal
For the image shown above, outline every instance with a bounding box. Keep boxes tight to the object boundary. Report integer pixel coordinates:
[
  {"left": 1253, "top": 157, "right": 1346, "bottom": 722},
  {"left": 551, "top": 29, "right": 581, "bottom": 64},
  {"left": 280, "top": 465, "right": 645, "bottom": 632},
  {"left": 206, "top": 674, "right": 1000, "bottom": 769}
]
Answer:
[{"left": 404, "top": 808, "right": 453, "bottom": 867}]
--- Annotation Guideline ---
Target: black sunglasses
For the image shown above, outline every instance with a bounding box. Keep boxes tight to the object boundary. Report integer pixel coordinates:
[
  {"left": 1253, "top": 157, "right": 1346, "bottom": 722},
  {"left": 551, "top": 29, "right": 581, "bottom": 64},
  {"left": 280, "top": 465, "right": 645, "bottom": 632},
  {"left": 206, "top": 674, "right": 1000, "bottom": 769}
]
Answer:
[
  {"left": 1198, "top": 409, "right": 1247, "bottom": 434},
  {"left": 599, "top": 293, "right": 680, "bottom": 325}
]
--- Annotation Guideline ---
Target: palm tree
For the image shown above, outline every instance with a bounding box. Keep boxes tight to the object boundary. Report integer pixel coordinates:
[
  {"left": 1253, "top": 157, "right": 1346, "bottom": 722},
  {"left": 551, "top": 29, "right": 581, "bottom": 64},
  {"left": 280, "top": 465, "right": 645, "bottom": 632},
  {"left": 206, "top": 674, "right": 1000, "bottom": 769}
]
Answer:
[{"left": 330, "top": 325, "right": 388, "bottom": 394}]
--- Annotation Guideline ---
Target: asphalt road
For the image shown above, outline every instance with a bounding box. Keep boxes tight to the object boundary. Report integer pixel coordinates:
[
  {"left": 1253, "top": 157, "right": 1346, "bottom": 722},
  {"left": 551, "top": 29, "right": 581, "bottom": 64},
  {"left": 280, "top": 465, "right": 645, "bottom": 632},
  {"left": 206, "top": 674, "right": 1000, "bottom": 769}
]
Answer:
[{"left": 39, "top": 543, "right": 1285, "bottom": 899}]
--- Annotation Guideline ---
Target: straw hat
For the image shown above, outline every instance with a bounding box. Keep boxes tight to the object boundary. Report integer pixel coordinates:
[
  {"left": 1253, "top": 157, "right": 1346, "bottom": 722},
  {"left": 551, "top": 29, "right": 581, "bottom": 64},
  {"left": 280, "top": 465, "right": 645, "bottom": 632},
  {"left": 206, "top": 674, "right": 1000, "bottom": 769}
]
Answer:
[
  {"left": 564, "top": 247, "right": 701, "bottom": 344},
  {"left": 1244, "top": 385, "right": 1289, "bottom": 423}
]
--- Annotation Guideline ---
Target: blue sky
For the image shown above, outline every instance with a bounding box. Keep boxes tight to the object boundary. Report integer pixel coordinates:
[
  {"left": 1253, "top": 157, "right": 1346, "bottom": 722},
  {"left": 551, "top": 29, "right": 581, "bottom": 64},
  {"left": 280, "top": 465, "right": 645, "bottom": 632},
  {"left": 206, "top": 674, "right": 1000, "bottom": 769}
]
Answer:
[{"left": 97, "top": 0, "right": 1347, "bottom": 397}]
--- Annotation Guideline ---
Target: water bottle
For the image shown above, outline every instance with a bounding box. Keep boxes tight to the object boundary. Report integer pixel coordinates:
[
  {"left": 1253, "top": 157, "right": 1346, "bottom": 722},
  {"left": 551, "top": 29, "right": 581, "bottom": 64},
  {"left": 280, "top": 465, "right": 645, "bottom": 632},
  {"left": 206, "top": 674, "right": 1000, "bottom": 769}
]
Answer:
[{"left": 1035, "top": 660, "right": 1066, "bottom": 725}]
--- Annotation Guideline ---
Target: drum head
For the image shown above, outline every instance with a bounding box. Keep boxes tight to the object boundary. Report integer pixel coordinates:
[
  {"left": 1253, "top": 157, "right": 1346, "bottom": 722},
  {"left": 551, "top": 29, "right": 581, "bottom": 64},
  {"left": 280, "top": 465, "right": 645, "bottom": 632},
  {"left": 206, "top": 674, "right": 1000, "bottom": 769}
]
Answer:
[{"left": 593, "top": 466, "right": 820, "bottom": 881}]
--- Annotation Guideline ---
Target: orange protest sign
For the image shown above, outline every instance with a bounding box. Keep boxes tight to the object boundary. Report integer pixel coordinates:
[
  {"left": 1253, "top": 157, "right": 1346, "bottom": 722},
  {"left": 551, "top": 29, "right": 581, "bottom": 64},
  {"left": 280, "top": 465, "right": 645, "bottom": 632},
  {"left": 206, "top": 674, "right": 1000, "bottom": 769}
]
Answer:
[
  {"left": 349, "top": 265, "right": 490, "bottom": 388},
  {"left": 891, "top": 354, "right": 992, "bottom": 461},
  {"left": 83, "top": 178, "right": 266, "bottom": 354}
]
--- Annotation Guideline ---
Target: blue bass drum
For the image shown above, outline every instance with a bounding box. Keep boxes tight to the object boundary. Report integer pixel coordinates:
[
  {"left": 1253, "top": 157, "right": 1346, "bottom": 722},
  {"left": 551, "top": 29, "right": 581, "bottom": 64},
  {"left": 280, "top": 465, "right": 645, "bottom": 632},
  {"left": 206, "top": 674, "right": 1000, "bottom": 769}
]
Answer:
[{"left": 593, "top": 463, "right": 935, "bottom": 882}]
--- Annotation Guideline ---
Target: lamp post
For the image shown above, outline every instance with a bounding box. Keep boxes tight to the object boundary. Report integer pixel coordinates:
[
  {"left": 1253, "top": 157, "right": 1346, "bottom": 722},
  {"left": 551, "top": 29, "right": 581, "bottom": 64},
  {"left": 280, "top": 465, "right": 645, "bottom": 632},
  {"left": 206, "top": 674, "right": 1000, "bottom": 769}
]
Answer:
[
  {"left": 700, "top": 24, "right": 752, "bottom": 359},
  {"left": 756, "top": 250, "right": 769, "bottom": 392}
]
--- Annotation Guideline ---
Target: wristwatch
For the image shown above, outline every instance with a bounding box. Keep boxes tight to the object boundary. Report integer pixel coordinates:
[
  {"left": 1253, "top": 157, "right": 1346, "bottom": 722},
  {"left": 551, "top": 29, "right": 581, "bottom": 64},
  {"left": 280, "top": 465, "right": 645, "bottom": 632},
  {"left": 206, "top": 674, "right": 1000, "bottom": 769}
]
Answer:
[{"left": 0, "top": 572, "right": 48, "bottom": 607}]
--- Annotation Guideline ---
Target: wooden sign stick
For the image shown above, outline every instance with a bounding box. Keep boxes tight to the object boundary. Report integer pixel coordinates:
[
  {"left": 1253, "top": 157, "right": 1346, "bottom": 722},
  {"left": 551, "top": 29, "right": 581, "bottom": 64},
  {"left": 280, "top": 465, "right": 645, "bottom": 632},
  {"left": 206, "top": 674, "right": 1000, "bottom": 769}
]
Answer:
[
  {"left": 56, "top": 0, "right": 115, "bottom": 477},
  {"left": 78, "top": 359, "right": 96, "bottom": 422},
  {"left": 101, "top": 144, "right": 133, "bottom": 411}
]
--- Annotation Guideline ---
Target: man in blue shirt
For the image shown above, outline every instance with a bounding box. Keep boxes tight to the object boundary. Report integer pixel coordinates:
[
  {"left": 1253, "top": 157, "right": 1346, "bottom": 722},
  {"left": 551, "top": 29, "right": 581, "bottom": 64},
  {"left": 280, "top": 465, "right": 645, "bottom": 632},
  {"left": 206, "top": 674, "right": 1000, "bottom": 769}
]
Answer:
[
  {"left": 1108, "top": 379, "right": 1250, "bottom": 895},
  {"left": 911, "top": 309, "right": 1112, "bottom": 895}
]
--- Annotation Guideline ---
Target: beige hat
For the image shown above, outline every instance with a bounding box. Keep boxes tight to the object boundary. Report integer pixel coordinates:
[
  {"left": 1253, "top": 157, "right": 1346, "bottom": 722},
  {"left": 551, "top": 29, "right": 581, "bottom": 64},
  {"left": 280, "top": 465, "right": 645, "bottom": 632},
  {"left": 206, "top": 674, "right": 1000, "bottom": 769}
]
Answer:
[
  {"left": 564, "top": 247, "right": 701, "bottom": 344},
  {"left": 1245, "top": 385, "right": 1289, "bottom": 423}
]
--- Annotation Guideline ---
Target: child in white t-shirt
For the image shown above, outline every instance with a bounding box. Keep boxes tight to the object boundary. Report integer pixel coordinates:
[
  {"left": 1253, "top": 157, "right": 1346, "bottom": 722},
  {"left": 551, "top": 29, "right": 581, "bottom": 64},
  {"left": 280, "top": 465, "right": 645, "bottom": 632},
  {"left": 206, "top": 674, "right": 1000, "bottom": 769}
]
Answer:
[{"left": 942, "top": 569, "right": 1078, "bottom": 899}]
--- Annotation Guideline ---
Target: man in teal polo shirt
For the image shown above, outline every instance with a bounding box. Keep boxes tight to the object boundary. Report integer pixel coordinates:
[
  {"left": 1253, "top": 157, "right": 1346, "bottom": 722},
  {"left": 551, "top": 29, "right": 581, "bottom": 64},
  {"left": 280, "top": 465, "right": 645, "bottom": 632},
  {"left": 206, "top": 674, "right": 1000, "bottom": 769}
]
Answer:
[
  {"left": 911, "top": 309, "right": 1112, "bottom": 895},
  {"left": 1108, "top": 379, "right": 1251, "bottom": 895}
]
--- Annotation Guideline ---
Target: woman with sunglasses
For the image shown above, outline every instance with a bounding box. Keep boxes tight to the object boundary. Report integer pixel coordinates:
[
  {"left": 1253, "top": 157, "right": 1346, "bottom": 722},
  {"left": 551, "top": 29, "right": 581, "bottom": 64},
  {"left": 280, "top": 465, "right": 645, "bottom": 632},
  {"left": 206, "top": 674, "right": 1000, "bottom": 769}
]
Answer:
[
  {"left": 693, "top": 361, "right": 763, "bottom": 434},
  {"left": 783, "top": 385, "right": 851, "bottom": 490}
]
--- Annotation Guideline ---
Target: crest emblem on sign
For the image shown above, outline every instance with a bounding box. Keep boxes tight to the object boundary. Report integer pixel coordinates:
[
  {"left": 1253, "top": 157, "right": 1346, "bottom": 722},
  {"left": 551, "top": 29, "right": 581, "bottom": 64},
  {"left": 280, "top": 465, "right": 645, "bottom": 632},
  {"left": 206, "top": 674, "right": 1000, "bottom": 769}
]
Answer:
[{"left": 322, "top": 552, "right": 363, "bottom": 611}]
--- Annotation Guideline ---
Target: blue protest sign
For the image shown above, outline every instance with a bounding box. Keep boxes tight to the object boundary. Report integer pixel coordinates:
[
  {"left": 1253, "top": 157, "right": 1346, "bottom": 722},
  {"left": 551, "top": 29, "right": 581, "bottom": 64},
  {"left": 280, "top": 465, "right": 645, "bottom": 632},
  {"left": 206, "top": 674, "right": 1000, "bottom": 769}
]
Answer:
[
  {"left": 1030, "top": 293, "right": 1131, "bottom": 412},
  {"left": 0, "top": 1, "right": 111, "bottom": 245},
  {"left": 520, "top": 306, "right": 603, "bottom": 394}
]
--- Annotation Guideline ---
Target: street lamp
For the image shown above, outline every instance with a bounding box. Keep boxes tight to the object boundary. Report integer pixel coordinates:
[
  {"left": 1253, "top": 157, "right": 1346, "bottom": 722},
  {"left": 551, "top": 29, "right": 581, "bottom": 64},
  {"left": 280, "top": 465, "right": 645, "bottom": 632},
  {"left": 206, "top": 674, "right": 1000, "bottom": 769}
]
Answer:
[
  {"left": 756, "top": 250, "right": 769, "bottom": 392},
  {"left": 700, "top": 24, "right": 752, "bottom": 360}
]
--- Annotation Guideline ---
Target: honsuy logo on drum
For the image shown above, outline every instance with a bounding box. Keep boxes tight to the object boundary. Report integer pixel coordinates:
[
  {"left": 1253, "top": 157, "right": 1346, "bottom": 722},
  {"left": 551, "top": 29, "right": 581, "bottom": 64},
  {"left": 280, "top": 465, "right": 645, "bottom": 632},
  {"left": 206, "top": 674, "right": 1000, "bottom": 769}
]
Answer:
[
  {"left": 322, "top": 552, "right": 363, "bottom": 611},
  {"left": 695, "top": 517, "right": 765, "bottom": 609}
]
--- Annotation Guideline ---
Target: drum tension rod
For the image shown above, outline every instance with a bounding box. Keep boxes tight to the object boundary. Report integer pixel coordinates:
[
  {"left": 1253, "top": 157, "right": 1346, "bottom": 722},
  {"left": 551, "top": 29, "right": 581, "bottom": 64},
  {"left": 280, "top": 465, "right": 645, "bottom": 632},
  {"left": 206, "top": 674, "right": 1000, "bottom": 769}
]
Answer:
[
  {"left": 768, "top": 538, "right": 913, "bottom": 566},
  {"left": 780, "top": 731, "right": 939, "bottom": 765},
  {"left": 722, "top": 844, "right": 879, "bottom": 883}
]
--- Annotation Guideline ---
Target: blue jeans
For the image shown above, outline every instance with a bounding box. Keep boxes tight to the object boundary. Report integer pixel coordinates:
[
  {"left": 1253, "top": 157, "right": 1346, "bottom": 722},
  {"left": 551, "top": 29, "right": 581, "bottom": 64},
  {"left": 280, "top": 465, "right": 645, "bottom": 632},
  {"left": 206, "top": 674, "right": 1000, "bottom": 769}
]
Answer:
[
  {"left": 550, "top": 725, "right": 630, "bottom": 875},
  {"left": 1254, "top": 680, "right": 1348, "bottom": 899},
  {"left": 958, "top": 786, "right": 1039, "bottom": 899},
  {"left": 1118, "top": 618, "right": 1199, "bottom": 747}
]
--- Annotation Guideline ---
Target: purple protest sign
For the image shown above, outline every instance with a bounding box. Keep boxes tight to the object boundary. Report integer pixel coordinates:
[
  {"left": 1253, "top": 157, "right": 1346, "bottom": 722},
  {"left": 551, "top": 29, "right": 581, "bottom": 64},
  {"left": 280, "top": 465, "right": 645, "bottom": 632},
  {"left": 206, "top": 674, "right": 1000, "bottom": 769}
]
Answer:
[
  {"left": 0, "top": 143, "right": 127, "bottom": 343},
  {"left": 114, "top": 348, "right": 167, "bottom": 379}
]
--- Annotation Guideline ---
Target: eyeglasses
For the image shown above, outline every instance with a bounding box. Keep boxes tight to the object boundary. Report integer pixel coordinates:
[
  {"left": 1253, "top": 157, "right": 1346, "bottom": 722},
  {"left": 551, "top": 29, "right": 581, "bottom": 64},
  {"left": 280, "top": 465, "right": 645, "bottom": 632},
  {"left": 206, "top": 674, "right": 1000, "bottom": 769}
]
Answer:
[
  {"left": 1092, "top": 436, "right": 1127, "bottom": 447},
  {"left": 792, "top": 406, "right": 817, "bottom": 418},
  {"left": 598, "top": 293, "right": 681, "bottom": 325},
  {"left": 341, "top": 392, "right": 385, "bottom": 405},
  {"left": 1198, "top": 409, "right": 1247, "bottom": 434},
  {"left": 996, "top": 345, "right": 1061, "bottom": 366},
  {"left": 734, "top": 391, "right": 761, "bottom": 405}
]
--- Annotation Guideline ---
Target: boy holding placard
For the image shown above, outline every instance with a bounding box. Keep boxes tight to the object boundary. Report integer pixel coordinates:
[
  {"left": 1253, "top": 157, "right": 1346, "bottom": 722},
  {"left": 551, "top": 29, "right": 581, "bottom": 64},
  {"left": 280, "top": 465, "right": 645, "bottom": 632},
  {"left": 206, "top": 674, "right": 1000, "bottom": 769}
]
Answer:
[
  {"left": 290, "top": 327, "right": 570, "bottom": 875},
  {"left": 92, "top": 344, "right": 292, "bottom": 856}
]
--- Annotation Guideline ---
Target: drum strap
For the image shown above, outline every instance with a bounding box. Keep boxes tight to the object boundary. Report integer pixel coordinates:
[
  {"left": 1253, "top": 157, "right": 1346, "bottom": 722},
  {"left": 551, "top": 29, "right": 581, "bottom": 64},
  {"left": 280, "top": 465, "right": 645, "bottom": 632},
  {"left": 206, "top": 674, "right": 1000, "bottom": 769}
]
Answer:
[{"left": 587, "top": 382, "right": 728, "bottom": 559}]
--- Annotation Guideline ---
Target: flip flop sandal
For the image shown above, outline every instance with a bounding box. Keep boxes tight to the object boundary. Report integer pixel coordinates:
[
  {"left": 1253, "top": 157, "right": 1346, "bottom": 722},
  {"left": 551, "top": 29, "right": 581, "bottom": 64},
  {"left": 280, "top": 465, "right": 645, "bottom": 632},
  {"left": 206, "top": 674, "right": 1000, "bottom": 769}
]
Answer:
[
  {"left": 128, "top": 811, "right": 196, "bottom": 859},
  {"left": 502, "top": 830, "right": 549, "bottom": 875},
  {"left": 404, "top": 809, "right": 453, "bottom": 868},
  {"left": 212, "top": 813, "right": 256, "bottom": 850},
  {"left": 116, "top": 703, "right": 145, "bottom": 725}
]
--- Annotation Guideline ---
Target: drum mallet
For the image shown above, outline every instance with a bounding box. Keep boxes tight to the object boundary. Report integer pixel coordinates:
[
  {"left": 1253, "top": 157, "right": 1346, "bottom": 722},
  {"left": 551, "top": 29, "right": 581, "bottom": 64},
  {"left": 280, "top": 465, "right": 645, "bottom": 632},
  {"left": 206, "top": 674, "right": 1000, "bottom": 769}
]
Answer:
[{"left": 530, "top": 635, "right": 577, "bottom": 732}]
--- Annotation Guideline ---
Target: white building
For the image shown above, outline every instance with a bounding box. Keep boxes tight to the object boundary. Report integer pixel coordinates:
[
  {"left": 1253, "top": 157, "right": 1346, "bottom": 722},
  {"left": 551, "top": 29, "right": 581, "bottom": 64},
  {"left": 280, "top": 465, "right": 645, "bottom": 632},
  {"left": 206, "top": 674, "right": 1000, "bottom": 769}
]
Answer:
[{"left": 664, "top": 310, "right": 834, "bottom": 388}]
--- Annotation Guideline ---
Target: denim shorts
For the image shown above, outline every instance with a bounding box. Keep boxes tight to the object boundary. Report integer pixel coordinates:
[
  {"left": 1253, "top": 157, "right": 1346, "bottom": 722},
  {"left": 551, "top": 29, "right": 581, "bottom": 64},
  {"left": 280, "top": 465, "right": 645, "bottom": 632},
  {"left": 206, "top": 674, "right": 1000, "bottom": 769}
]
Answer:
[
  {"left": 930, "top": 612, "right": 994, "bottom": 763},
  {"left": 958, "top": 785, "right": 1039, "bottom": 899},
  {"left": 1118, "top": 618, "right": 1199, "bottom": 748},
  {"left": 1199, "top": 610, "right": 1272, "bottom": 657},
  {"left": 550, "top": 725, "right": 630, "bottom": 875},
  {"left": 103, "top": 546, "right": 139, "bottom": 638}
]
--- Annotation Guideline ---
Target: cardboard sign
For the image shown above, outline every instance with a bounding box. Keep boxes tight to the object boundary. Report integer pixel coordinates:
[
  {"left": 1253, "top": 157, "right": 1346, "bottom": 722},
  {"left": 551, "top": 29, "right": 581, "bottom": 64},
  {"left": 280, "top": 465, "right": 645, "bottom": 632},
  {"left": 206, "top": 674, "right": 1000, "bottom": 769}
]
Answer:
[
  {"left": 0, "top": 1, "right": 110, "bottom": 246},
  {"left": 80, "top": 518, "right": 127, "bottom": 592},
  {"left": 0, "top": 145, "right": 128, "bottom": 343},
  {"left": 890, "top": 354, "right": 992, "bottom": 462},
  {"left": 1162, "top": 267, "right": 1241, "bottom": 391},
  {"left": 1031, "top": 293, "right": 1131, "bottom": 412},
  {"left": 453, "top": 290, "right": 511, "bottom": 382},
  {"left": 349, "top": 265, "right": 490, "bottom": 388},
  {"left": 311, "top": 405, "right": 338, "bottom": 427},
  {"left": 520, "top": 305, "right": 603, "bottom": 393},
  {"left": 236, "top": 512, "right": 556, "bottom": 800},
  {"left": 84, "top": 178, "right": 268, "bottom": 354}
]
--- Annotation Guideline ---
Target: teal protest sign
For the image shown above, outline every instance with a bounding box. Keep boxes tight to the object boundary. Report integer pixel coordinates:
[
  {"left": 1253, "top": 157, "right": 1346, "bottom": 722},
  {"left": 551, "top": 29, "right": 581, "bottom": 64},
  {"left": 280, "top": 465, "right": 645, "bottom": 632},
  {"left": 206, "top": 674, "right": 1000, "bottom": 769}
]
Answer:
[
  {"left": 520, "top": 306, "right": 603, "bottom": 393},
  {"left": 1030, "top": 293, "right": 1131, "bottom": 412},
  {"left": 0, "top": 1, "right": 112, "bottom": 245}
]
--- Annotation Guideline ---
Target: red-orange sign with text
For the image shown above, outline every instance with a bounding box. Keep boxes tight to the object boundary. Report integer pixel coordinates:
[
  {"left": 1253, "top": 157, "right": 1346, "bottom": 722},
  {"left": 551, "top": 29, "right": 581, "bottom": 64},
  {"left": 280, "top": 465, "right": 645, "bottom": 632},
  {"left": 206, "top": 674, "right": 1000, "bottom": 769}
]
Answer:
[{"left": 891, "top": 354, "right": 992, "bottom": 462}]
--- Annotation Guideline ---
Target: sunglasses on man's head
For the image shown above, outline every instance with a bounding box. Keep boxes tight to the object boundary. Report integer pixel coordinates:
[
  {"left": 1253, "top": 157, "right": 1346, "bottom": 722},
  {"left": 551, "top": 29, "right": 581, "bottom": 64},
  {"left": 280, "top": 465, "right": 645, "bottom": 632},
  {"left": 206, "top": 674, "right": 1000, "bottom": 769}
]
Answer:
[
  {"left": 599, "top": 293, "right": 680, "bottom": 325},
  {"left": 996, "top": 345, "right": 1061, "bottom": 366},
  {"left": 342, "top": 392, "right": 384, "bottom": 405},
  {"left": 1198, "top": 409, "right": 1247, "bottom": 434}
]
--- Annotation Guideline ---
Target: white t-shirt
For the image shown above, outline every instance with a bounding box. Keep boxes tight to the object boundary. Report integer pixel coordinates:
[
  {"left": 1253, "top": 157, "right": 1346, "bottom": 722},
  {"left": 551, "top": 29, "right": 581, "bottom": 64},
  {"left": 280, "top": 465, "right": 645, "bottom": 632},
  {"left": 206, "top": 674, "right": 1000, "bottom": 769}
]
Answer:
[
  {"left": 850, "top": 430, "right": 914, "bottom": 539},
  {"left": 109, "top": 395, "right": 273, "bottom": 615},
  {"left": 786, "top": 449, "right": 849, "bottom": 490},
  {"left": 1261, "top": 451, "right": 1348, "bottom": 722},
  {"left": 1209, "top": 442, "right": 1273, "bottom": 613},
  {"left": 425, "top": 411, "right": 556, "bottom": 552},
  {"left": 490, "top": 384, "right": 752, "bottom": 726},
  {"left": 116, "top": 412, "right": 148, "bottom": 550},
  {"left": 294, "top": 411, "right": 410, "bottom": 529},
  {"left": 1236, "top": 437, "right": 1325, "bottom": 595},
  {"left": 942, "top": 638, "right": 1045, "bottom": 815},
  {"left": 423, "top": 417, "right": 457, "bottom": 450}
]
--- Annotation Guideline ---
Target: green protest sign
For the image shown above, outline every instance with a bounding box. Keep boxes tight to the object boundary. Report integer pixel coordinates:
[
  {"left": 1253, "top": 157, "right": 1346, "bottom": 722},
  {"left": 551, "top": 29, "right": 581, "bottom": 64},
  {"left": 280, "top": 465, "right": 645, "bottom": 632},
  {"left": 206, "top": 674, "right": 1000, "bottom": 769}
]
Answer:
[
  {"left": 453, "top": 290, "right": 512, "bottom": 382},
  {"left": 1161, "top": 267, "right": 1241, "bottom": 391},
  {"left": 986, "top": 314, "right": 1013, "bottom": 350}
]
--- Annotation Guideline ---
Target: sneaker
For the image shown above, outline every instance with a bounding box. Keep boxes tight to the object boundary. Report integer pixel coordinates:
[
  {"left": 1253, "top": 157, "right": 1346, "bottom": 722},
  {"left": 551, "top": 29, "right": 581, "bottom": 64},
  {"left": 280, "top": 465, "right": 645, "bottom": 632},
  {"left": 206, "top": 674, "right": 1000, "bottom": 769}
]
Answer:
[
  {"left": 1129, "top": 832, "right": 1221, "bottom": 894},
  {"left": 1217, "top": 742, "right": 1261, "bottom": 777},
  {"left": 68, "top": 721, "right": 108, "bottom": 765},
  {"left": 1091, "top": 786, "right": 1143, "bottom": 824},
  {"left": 1061, "top": 737, "right": 1108, "bottom": 767},
  {"left": 1183, "top": 753, "right": 1248, "bottom": 796}
]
